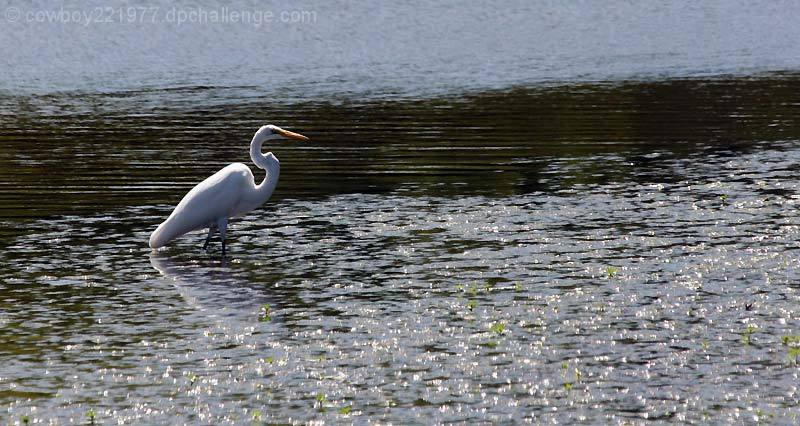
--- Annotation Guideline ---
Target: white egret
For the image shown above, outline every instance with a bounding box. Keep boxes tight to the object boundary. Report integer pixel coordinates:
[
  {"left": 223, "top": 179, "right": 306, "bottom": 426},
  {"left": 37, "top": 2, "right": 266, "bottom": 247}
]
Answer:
[{"left": 149, "top": 124, "right": 309, "bottom": 253}]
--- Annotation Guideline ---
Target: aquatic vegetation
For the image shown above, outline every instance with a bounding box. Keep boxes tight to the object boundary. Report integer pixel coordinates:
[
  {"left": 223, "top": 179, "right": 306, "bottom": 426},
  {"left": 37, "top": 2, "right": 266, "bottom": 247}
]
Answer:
[
  {"left": 315, "top": 393, "right": 329, "bottom": 412},
  {"left": 263, "top": 356, "right": 275, "bottom": 364},
  {"left": 490, "top": 322, "right": 505, "bottom": 334},
  {"left": 258, "top": 304, "right": 271, "bottom": 322},
  {"left": 86, "top": 408, "right": 97, "bottom": 424},
  {"left": 741, "top": 325, "right": 757, "bottom": 345},
  {"left": 338, "top": 405, "right": 352, "bottom": 415},
  {"left": 252, "top": 409, "right": 263, "bottom": 421},
  {"left": 781, "top": 335, "right": 800, "bottom": 346},
  {"left": 788, "top": 347, "right": 800, "bottom": 365},
  {"left": 466, "top": 299, "right": 477, "bottom": 310},
  {"left": 21, "top": 415, "right": 30, "bottom": 425},
  {"left": 782, "top": 335, "right": 800, "bottom": 364},
  {"left": 605, "top": 266, "right": 619, "bottom": 278},
  {"left": 187, "top": 372, "right": 198, "bottom": 385},
  {"left": 514, "top": 282, "right": 523, "bottom": 292},
  {"left": 560, "top": 361, "right": 582, "bottom": 392},
  {"left": 754, "top": 408, "right": 775, "bottom": 423}
]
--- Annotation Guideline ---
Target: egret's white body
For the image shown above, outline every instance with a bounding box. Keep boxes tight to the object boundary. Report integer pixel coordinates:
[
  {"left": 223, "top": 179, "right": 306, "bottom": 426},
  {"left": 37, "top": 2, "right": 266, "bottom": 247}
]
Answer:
[{"left": 149, "top": 125, "right": 308, "bottom": 252}]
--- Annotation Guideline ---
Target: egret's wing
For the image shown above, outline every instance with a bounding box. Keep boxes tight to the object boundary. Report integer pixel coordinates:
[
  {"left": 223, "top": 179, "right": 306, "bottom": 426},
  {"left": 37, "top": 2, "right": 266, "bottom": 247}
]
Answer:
[{"left": 149, "top": 164, "right": 252, "bottom": 248}]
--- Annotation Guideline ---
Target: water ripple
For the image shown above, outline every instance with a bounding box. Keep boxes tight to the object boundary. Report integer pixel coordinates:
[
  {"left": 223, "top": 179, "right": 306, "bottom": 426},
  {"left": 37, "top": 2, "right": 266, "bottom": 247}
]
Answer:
[{"left": 2, "top": 142, "right": 800, "bottom": 422}]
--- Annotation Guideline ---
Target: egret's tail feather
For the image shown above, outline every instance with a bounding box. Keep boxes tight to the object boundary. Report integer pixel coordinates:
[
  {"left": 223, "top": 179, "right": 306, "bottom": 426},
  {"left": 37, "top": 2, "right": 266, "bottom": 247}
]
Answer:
[
  {"left": 149, "top": 212, "right": 208, "bottom": 249},
  {"left": 149, "top": 217, "right": 182, "bottom": 249},
  {"left": 149, "top": 222, "right": 169, "bottom": 249}
]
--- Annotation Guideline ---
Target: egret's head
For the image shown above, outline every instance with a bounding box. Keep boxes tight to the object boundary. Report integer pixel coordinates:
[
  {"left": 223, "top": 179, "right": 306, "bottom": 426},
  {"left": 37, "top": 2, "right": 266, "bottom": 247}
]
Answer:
[{"left": 256, "top": 124, "right": 309, "bottom": 142}]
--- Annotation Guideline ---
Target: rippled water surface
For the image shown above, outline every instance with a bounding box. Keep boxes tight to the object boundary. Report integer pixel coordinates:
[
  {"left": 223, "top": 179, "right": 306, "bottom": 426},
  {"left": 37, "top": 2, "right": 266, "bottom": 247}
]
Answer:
[
  {"left": 3, "top": 0, "right": 800, "bottom": 100},
  {"left": 3, "top": 77, "right": 800, "bottom": 423},
  {"left": 4, "top": 0, "right": 800, "bottom": 423}
]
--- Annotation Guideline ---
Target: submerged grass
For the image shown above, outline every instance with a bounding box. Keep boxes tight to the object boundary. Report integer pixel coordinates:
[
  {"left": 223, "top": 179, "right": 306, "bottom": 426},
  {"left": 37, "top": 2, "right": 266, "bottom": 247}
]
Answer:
[
  {"left": 490, "top": 322, "right": 506, "bottom": 334},
  {"left": 258, "top": 304, "right": 271, "bottom": 322},
  {"left": 781, "top": 335, "right": 800, "bottom": 346},
  {"left": 782, "top": 335, "right": 800, "bottom": 365},
  {"left": 315, "top": 393, "right": 328, "bottom": 412},
  {"left": 741, "top": 325, "right": 757, "bottom": 346},
  {"left": 560, "top": 360, "right": 582, "bottom": 392}
]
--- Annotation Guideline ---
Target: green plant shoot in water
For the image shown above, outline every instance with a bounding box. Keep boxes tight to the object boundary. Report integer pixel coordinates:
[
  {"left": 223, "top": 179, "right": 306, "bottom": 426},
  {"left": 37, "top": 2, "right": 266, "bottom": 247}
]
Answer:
[
  {"left": 316, "top": 393, "right": 328, "bottom": 412},
  {"left": 490, "top": 322, "right": 505, "bottom": 334},
  {"left": 742, "top": 324, "right": 757, "bottom": 345},
  {"left": 258, "top": 304, "right": 271, "bottom": 322}
]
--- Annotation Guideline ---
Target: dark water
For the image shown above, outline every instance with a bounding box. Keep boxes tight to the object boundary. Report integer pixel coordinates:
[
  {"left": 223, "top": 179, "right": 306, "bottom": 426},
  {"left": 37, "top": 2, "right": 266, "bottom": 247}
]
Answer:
[{"left": 4, "top": 0, "right": 800, "bottom": 424}]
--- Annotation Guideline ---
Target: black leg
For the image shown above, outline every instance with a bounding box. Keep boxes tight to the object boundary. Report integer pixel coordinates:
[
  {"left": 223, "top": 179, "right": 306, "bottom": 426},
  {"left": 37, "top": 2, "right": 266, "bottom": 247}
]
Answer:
[
  {"left": 216, "top": 218, "right": 228, "bottom": 257},
  {"left": 203, "top": 227, "right": 214, "bottom": 251}
]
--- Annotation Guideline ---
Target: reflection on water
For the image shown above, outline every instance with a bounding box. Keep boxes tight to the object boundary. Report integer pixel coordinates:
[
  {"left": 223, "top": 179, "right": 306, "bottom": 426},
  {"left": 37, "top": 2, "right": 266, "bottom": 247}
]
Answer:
[
  {"left": 2, "top": 75, "right": 799, "bottom": 229},
  {"left": 2, "top": 74, "right": 800, "bottom": 422},
  {"left": 149, "top": 254, "right": 282, "bottom": 322}
]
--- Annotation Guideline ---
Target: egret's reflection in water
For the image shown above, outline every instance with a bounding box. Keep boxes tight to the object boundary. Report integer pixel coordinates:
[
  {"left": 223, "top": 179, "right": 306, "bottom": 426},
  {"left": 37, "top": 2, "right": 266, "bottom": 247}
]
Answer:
[{"left": 149, "top": 253, "right": 282, "bottom": 324}]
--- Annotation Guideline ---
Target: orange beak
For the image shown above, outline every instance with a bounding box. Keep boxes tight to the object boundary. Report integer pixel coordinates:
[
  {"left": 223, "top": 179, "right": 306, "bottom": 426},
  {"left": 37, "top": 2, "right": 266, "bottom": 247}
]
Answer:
[{"left": 276, "top": 128, "right": 309, "bottom": 141}]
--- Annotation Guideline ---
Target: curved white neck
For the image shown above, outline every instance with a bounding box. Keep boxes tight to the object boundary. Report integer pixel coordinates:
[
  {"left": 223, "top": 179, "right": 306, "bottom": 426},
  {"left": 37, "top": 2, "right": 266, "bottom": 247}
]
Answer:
[{"left": 249, "top": 134, "right": 281, "bottom": 199}]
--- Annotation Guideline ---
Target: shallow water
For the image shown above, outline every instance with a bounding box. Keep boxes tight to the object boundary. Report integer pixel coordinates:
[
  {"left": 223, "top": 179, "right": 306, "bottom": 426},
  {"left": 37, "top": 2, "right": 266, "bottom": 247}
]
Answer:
[
  {"left": 4, "top": 0, "right": 800, "bottom": 423},
  {"left": 3, "top": 76, "right": 800, "bottom": 423}
]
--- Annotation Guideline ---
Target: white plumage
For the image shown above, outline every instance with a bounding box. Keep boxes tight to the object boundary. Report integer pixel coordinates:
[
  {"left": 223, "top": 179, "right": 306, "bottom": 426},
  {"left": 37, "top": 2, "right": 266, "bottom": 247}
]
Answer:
[{"left": 149, "top": 124, "right": 308, "bottom": 253}]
